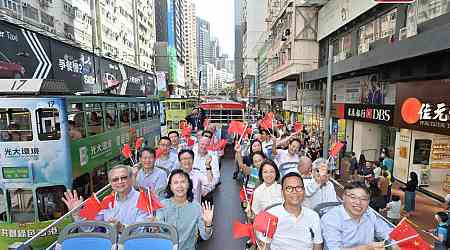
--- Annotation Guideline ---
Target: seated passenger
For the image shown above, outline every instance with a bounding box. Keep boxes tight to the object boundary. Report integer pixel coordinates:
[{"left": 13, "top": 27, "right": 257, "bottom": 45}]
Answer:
[
  {"left": 251, "top": 160, "right": 282, "bottom": 215},
  {"left": 303, "top": 158, "right": 338, "bottom": 210},
  {"left": 178, "top": 149, "right": 213, "bottom": 203},
  {"left": 133, "top": 148, "right": 167, "bottom": 192},
  {"left": 156, "top": 169, "right": 213, "bottom": 250},
  {"left": 265, "top": 172, "right": 323, "bottom": 250},
  {"left": 272, "top": 138, "right": 301, "bottom": 166},
  {"left": 69, "top": 121, "right": 83, "bottom": 140},
  {"left": 193, "top": 136, "right": 220, "bottom": 186},
  {"left": 62, "top": 165, "right": 151, "bottom": 233},
  {"left": 155, "top": 136, "right": 179, "bottom": 172},
  {"left": 321, "top": 181, "right": 395, "bottom": 250}
]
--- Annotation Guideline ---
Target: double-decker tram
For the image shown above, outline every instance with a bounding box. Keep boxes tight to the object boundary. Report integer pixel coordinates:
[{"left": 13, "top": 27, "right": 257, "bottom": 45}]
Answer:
[
  {"left": 161, "top": 98, "right": 197, "bottom": 134},
  {"left": 0, "top": 81, "right": 161, "bottom": 249}
]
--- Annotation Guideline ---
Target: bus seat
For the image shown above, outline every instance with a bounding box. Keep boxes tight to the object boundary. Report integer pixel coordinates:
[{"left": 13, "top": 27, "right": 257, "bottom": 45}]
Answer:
[
  {"left": 263, "top": 202, "right": 282, "bottom": 211},
  {"left": 118, "top": 222, "right": 178, "bottom": 250},
  {"left": 313, "top": 202, "right": 342, "bottom": 218},
  {"left": 57, "top": 221, "right": 117, "bottom": 250},
  {"left": 278, "top": 161, "right": 299, "bottom": 177}
]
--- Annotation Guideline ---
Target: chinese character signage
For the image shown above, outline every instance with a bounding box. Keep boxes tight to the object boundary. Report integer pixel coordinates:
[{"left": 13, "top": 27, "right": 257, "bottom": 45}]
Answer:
[
  {"left": 344, "top": 103, "right": 395, "bottom": 125},
  {"left": 395, "top": 80, "right": 450, "bottom": 135}
]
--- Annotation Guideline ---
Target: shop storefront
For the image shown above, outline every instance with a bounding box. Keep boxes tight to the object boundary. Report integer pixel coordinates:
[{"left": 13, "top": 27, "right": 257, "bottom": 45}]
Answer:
[{"left": 394, "top": 80, "right": 450, "bottom": 199}]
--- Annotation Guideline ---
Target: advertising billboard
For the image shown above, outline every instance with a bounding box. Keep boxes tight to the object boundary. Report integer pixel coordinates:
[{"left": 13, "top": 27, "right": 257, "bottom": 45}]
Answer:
[{"left": 0, "top": 20, "right": 155, "bottom": 96}]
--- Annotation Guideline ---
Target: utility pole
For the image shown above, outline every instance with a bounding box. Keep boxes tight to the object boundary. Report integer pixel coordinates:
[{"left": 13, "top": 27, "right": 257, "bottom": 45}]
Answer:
[
  {"left": 198, "top": 71, "right": 202, "bottom": 104},
  {"left": 323, "top": 45, "right": 333, "bottom": 159}
]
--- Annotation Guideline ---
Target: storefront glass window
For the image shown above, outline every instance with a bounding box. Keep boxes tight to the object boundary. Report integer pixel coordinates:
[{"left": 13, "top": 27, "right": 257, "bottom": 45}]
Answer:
[{"left": 413, "top": 139, "right": 432, "bottom": 165}]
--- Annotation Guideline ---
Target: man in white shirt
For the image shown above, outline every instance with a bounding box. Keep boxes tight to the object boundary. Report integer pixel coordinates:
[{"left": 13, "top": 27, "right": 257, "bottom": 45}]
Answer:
[
  {"left": 303, "top": 158, "right": 338, "bottom": 210},
  {"left": 193, "top": 136, "right": 220, "bottom": 187},
  {"left": 273, "top": 138, "right": 301, "bottom": 167},
  {"left": 266, "top": 172, "right": 323, "bottom": 250}
]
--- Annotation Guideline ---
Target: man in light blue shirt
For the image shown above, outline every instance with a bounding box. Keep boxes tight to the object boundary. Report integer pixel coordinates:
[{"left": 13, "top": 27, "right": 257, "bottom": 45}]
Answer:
[
  {"left": 134, "top": 148, "right": 167, "bottom": 191},
  {"left": 321, "top": 181, "right": 394, "bottom": 250},
  {"left": 63, "top": 165, "right": 151, "bottom": 233},
  {"left": 155, "top": 136, "right": 179, "bottom": 172}
]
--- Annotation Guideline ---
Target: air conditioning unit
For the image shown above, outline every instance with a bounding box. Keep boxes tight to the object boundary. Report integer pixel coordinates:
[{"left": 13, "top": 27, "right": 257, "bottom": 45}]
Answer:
[{"left": 22, "top": 2, "right": 29, "bottom": 7}]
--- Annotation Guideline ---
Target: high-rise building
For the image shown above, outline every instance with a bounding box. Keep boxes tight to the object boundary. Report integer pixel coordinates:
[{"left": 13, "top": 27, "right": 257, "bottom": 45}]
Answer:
[
  {"left": 196, "top": 17, "right": 210, "bottom": 90},
  {"left": 234, "top": 0, "right": 243, "bottom": 86},
  {"left": 183, "top": 0, "right": 198, "bottom": 90},
  {"left": 209, "top": 37, "right": 219, "bottom": 68},
  {"left": 155, "top": 0, "right": 186, "bottom": 96}
]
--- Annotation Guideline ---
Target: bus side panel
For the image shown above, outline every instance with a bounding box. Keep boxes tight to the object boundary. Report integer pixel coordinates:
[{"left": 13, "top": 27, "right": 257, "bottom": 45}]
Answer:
[{"left": 0, "top": 98, "right": 72, "bottom": 187}]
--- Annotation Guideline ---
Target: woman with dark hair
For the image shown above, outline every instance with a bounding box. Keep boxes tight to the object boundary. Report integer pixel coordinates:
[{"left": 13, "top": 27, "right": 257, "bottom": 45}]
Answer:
[
  {"left": 233, "top": 139, "right": 263, "bottom": 180},
  {"left": 368, "top": 180, "right": 386, "bottom": 213},
  {"left": 401, "top": 171, "right": 418, "bottom": 217},
  {"left": 251, "top": 160, "right": 282, "bottom": 215},
  {"left": 156, "top": 169, "right": 214, "bottom": 250}
]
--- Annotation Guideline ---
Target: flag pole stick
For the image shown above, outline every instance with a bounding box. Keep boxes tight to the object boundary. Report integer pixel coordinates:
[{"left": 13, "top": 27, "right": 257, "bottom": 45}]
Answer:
[
  {"left": 148, "top": 187, "right": 153, "bottom": 213},
  {"left": 384, "top": 234, "right": 419, "bottom": 248},
  {"left": 238, "top": 123, "right": 248, "bottom": 145}
]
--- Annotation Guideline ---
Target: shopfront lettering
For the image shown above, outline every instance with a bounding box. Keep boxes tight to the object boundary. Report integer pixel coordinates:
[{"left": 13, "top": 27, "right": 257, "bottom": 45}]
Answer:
[
  {"left": 2, "top": 147, "right": 40, "bottom": 160},
  {"left": 0, "top": 227, "right": 58, "bottom": 238},
  {"left": 0, "top": 30, "right": 18, "bottom": 42},
  {"left": 344, "top": 104, "right": 394, "bottom": 125}
]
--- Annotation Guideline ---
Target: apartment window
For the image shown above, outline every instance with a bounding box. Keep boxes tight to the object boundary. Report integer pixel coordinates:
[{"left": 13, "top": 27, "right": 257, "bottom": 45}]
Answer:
[
  {"left": 23, "top": 5, "right": 39, "bottom": 21},
  {"left": 417, "top": 0, "right": 450, "bottom": 23},
  {"left": 41, "top": 12, "right": 54, "bottom": 27},
  {"left": 358, "top": 9, "right": 397, "bottom": 55}
]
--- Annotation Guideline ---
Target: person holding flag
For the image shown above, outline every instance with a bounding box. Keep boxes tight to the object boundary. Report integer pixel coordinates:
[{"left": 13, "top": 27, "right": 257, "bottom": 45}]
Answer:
[
  {"left": 155, "top": 136, "right": 179, "bottom": 172},
  {"left": 156, "top": 169, "right": 214, "bottom": 250},
  {"left": 265, "top": 172, "right": 323, "bottom": 250},
  {"left": 321, "top": 181, "right": 396, "bottom": 250},
  {"left": 133, "top": 148, "right": 167, "bottom": 192},
  {"left": 272, "top": 137, "right": 302, "bottom": 167},
  {"left": 61, "top": 165, "right": 151, "bottom": 233}
]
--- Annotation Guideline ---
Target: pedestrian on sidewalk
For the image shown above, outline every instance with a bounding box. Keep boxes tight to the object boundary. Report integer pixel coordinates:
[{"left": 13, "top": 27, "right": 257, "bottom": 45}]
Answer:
[
  {"left": 400, "top": 172, "right": 418, "bottom": 217},
  {"left": 385, "top": 195, "right": 401, "bottom": 225},
  {"left": 349, "top": 152, "right": 358, "bottom": 182}
]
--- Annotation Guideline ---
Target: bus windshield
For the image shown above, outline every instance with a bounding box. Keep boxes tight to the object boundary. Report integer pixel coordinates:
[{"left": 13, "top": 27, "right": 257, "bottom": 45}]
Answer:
[{"left": 0, "top": 108, "right": 33, "bottom": 142}]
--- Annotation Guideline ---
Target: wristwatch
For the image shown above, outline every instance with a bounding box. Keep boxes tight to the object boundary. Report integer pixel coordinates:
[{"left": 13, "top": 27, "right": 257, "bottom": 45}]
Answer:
[{"left": 206, "top": 167, "right": 212, "bottom": 171}]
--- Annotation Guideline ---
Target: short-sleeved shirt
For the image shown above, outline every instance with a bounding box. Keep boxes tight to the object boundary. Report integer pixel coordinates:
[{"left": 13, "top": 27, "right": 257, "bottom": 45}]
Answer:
[
  {"left": 321, "top": 205, "right": 392, "bottom": 250},
  {"left": 275, "top": 149, "right": 300, "bottom": 167},
  {"left": 267, "top": 205, "right": 323, "bottom": 250},
  {"left": 436, "top": 223, "right": 448, "bottom": 244},
  {"left": 383, "top": 158, "right": 394, "bottom": 174},
  {"left": 155, "top": 151, "right": 179, "bottom": 172}
]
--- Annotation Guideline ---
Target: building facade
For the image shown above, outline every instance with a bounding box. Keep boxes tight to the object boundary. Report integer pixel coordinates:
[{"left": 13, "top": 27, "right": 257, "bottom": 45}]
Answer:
[
  {"left": 196, "top": 17, "right": 210, "bottom": 90},
  {"left": 183, "top": 0, "right": 197, "bottom": 90},
  {"left": 234, "top": 0, "right": 243, "bottom": 87}
]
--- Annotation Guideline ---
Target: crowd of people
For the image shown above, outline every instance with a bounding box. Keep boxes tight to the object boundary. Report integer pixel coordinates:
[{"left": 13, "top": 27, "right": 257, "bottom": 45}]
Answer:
[{"left": 59, "top": 107, "right": 449, "bottom": 250}]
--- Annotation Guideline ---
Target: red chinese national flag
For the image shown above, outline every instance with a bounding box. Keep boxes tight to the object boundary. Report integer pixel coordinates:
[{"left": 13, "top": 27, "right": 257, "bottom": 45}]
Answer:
[
  {"left": 329, "top": 142, "right": 344, "bottom": 158},
  {"left": 122, "top": 144, "right": 132, "bottom": 158},
  {"left": 239, "top": 187, "right": 254, "bottom": 206},
  {"left": 135, "top": 137, "right": 144, "bottom": 151},
  {"left": 136, "top": 188, "right": 164, "bottom": 213},
  {"left": 79, "top": 196, "right": 102, "bottom": 220},
  {"left": 100, "top": 192, "right": 116, "bottom": 210},
  {"left": 232, "top": 221, "right": 256, "bottom": 244},
  {"left": 389, "top": 218, "right": 430, "bottom": 250},
  {"left": 260, "top": 113, "right": 274, "bottom": 130},
  {"left": 253, "top": 211, "right": 278, "bottom": 238},
  {"left": 186, "top": 137, "right": 195, "bottom": 146},
  {"left": 227, "top": 121, "right": 246, "bottom": 135},
  {"left": 155, "top": 148, "right": 162, "bottom": 159},
  {"left": 294, "top": 122, "right": 303, "bottom": 132},
  {"left": 217, "top": 139, "right": 227, "bottom": 150}
]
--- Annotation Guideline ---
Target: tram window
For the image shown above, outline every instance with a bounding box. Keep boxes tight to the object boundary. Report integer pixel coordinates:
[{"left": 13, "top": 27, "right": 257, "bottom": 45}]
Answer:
[
  {"left": 68, "top": 103, "right": 86, "bottom": 139},
  {"left": 171, "top": 102, "right": 181, "bottom": 110},
  {"left": 92, "top": 165, "right": 108, "bottom": 192},
  {"left": 36, "top": 108, "right": 61, "bottom": 141},
  {"left": 105, "top": 103, "right": 119, "bottom": 129},
  {"left": 130, "top": 103, "right": 139, "bottom": 123},
  {"left": 155, "top": 102, "right": 160, "bottom": 117},
  {"left": 73, "top": 173, "right": 91, "bottom": 199},
  {"left": 0, "top": 189, "right": 6, "bottom": 222},
  {"left": 119, "top": 103, "right": 130, "bottom": 127},
  {"left": 147, "top": 103, "right": 153, "bottom": 119},
  {"left": 181, "top": 102, "right": 186, "bottom": 110},
  {"left": 86, "top": 103, "right": 104, "bottom": 136},
  {"left": 8, "top": 189, "right": 35, "bottom": 223},
  {"left": 0, "top": 108, "right": 32, "bottom": 142},
  {"left": 36, "top": 186, "right": 67, "bottom": 221},
  {"left": 139, "top": 102, "right": 147, "bottom": 121}
]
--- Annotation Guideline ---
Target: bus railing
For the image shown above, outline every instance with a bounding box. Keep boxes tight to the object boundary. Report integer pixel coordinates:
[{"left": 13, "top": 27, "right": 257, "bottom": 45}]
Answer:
[{"left": 8, "top": 184, "right": 112, "bottom": 250}]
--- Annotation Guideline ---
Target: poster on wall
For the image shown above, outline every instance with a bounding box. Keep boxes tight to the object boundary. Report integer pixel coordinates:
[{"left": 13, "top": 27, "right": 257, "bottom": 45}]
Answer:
[
  {"left": 394, "top": 129, "right": 411, "bottom": 183},
  {"left": 0, "top": 21, "right": 52, "bottom": 80}
]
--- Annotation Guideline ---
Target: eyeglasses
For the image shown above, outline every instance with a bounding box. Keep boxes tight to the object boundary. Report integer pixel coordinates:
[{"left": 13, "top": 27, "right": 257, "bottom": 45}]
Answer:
[
  {"left": 345, "top": 193, "right": 370, "bottom": 203},
  {"left": 285, "top": 185, "right": 304, "bottom": 193},
  {"left": 111, "top": 175, "right": 129, "bottom": 183},
  {"left": 159, "top": 143, "right": 171, "bottom": 147}
]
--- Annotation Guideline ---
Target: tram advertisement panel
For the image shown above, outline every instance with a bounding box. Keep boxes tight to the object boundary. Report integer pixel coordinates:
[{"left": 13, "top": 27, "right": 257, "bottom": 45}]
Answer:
[{"left": 0, "top": 98, "right": 72, "bottom": 186}]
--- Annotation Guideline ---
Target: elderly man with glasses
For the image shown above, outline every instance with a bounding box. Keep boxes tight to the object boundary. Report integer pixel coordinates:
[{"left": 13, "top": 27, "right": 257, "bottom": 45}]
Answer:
[
  {"left": 303, "top": 158, "right": 338, "bottom": 210},
  {"left": 321, "top": 181, "right": 397, "bottom": 250},
  {"left": 62, "top": 165, "right": 151, "bottom": 233},
  {"left": 265, "top": 172, "right": 323, "bottom": 250}
]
